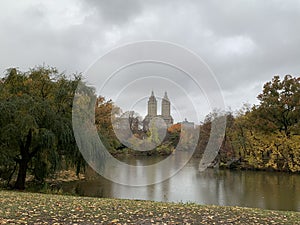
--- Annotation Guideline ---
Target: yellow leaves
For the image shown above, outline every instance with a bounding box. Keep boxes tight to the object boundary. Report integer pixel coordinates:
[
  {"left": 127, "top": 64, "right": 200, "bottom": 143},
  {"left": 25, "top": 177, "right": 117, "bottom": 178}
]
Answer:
[
  {"left": 228, "top": 75, "right": 299, "bottom": 172},
  {"left": 1, "top": 190, "right": 299, "bottom": 224},
  {"left": 241, "top": 130, "right": 300, "bottom": 172},
  {"left": 110, "top": 218, "right": 119, "bottom": 223},
  {"left": 231, "top": 129, "right": 300, "bottom": 172}
]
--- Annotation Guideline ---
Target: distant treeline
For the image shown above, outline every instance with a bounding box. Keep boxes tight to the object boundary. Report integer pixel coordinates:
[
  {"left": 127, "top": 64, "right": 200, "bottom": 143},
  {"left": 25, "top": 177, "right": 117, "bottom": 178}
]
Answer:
[
  {"left": 0, "top": 66, "right": 299, "bottom": 190},
  {"left": 97, "top": 74, "right": 300, "bottom": 173},
  {"left": 195, "top": 75, "right": 300, "bottom": 172}
]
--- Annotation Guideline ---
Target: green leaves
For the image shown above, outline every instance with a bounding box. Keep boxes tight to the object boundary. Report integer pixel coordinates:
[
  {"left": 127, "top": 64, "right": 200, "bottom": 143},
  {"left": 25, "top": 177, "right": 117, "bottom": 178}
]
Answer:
[
  {"left": 256, "top": 75, "right": 300, "bottom": 136},
  {"left": 0, "top": 66, "right": 86, "bottom": 188}
]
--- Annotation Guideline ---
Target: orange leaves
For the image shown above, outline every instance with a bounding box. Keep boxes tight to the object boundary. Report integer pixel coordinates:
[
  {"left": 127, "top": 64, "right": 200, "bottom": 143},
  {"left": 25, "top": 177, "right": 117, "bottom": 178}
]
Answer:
[{"left": 167, "top": 123, "right": 181, "bottom": 133}]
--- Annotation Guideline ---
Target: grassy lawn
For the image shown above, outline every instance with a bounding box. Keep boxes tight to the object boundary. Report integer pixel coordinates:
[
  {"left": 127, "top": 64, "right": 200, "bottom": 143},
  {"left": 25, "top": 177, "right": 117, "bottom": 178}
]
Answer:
[{"left": 0, "top": 190, "right": 299, "bottom": 224}]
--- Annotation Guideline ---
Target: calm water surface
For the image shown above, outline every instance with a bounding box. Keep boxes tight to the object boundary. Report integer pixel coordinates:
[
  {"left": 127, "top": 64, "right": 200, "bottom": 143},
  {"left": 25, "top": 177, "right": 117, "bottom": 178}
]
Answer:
[{"left": 63, "top": 156, "right": 300, "bottom": 211}]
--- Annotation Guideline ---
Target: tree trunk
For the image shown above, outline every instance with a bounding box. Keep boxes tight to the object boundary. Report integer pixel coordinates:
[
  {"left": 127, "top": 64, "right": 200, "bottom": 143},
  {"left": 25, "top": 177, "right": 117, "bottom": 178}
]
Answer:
[
  {"left": 6, "top": 161, "right": 17, "bottom": 187},
  {"left": 14, "top": 129, "right": 32, "bottom": 190},
  {"left": 14, "top": 160, "right": 28, "bottom": 190}
]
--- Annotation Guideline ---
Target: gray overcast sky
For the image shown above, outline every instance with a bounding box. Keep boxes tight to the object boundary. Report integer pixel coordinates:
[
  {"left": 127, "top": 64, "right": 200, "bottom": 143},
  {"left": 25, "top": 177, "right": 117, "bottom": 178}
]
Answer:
[{"left": 1, "top": 0, "right": 300, "bottom": 122}]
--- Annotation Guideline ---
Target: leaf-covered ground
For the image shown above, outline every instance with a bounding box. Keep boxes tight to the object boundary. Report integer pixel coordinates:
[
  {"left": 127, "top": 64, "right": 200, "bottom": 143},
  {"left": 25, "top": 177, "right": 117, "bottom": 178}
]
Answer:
[{"left": 0, "top": 190, "right": 299, "bottom": 224}]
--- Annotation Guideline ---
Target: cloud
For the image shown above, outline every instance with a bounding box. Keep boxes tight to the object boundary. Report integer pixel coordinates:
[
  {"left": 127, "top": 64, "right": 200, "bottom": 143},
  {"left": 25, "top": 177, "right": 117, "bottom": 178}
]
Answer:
[
  {"left": 0, "top": 0, "right": 299, "bottom": 122},
  {"left": 80, "top": 0, "right": 143, "bottom": 25}
]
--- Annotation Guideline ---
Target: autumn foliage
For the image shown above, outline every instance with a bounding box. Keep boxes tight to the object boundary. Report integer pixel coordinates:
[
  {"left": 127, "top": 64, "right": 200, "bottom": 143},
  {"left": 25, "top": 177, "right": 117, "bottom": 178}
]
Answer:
[{"left": 0, "top": 67, "right": 299, "bottom": 192}]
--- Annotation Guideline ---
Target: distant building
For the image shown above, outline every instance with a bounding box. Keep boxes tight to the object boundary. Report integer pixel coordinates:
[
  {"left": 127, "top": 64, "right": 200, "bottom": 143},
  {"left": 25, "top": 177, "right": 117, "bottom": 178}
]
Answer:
[
  {"left": 181, "top": 118, "right": 195, "bottom": 129},
  {"left": 143, "top": 91, "right": 174, "bottom": 130}
]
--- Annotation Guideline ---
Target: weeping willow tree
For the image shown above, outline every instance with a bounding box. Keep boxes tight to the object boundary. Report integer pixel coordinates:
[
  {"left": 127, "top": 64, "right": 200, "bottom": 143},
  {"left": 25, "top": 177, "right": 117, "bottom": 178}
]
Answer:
[{"left": 0, "top": 66, "right": 86, "bottom": 189}]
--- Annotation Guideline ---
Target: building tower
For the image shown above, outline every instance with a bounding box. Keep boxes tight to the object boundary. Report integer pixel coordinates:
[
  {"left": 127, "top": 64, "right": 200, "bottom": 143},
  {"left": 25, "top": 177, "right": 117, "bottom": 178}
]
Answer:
[
  {"left": 143, "top": 91, "right": 174, "bottom": 131},
  {"left": 161, "top": 91, "right": 173, "bottom": 126},
  {"left": 161, "top": 91, "right": 170, "bottom": 117},
  {"left": 143, "top": 91, "right": 157, "bottom": 131},
  {"left": 147, "top": 91, "right": 157, "bottom": 116}
]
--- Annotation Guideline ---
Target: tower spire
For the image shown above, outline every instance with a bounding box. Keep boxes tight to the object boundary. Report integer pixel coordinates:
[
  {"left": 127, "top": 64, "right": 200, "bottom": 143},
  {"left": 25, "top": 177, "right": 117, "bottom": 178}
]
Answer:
[
  {"left": 147, "top": 90, "right": 157, "bottom": 117},
  {"left": 161, "top": 90, "right": 170, "bottom": 117},
  {"left": 164, "top": 91, "right": 168, "bottom": 99}
]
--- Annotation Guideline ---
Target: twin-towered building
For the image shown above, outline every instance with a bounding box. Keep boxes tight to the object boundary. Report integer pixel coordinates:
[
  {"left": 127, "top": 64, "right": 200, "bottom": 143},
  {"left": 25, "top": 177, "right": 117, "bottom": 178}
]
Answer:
[{"left": 143, "top": 91, "right": 174, "bottom": 130}]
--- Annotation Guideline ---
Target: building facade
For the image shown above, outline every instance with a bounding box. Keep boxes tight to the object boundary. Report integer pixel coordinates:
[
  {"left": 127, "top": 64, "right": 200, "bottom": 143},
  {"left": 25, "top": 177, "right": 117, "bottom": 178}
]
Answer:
[{"left": 143, "top": 91, "right": 174, "bottom": 130}]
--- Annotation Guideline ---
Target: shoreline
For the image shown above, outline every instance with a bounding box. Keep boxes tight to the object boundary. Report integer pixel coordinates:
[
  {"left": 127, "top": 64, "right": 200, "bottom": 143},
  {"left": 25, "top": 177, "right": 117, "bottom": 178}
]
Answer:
[{"left": 113, "top": 152, "right": 300, "bottom": 174}]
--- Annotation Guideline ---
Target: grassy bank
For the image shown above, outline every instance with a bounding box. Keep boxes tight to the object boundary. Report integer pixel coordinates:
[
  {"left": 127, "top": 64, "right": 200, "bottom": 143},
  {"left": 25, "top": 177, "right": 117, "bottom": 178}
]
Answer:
[{"left": 0, "top": 190, "right": 299, "bottom": 224}]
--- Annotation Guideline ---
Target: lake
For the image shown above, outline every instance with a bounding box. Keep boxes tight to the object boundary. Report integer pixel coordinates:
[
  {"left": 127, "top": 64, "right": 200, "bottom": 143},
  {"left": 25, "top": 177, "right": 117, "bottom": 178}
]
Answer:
[{"left": 62, "top": 155, "right": 300, "bottom": 211}]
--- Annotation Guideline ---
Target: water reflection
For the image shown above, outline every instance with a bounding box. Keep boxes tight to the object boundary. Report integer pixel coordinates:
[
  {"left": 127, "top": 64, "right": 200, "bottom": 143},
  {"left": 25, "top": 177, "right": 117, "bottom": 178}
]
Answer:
[{"left": 62, "top": 156, "right": 300, "bottom": 211}]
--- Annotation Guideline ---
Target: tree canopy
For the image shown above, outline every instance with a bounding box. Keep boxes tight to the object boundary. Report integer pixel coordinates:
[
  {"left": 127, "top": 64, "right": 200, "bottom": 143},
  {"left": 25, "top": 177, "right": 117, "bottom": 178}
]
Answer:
[
  {"left": 227, "top": 75, "right": 300, "bottom": 171},
  {"left": 0, "top": 66, "right": 84, "bottom": 189},
  {"left": 1, "top": 68, "right": 299, "bottom": 191}
]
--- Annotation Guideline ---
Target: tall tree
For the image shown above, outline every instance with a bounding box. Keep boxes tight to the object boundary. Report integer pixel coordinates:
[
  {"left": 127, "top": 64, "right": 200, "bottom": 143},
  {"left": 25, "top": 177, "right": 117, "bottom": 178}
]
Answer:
[
  {"left": 229, "top": 75, "right": 300, "bottom": 171},
  {"left": 254, "top": 75, "right": 300, "bottom": 136},
  {"left": 0, "top": 66, "right": 83, "bottom": 189},
  {"left": 95, "top": 96, "right": 122, "bottom": 152}
]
